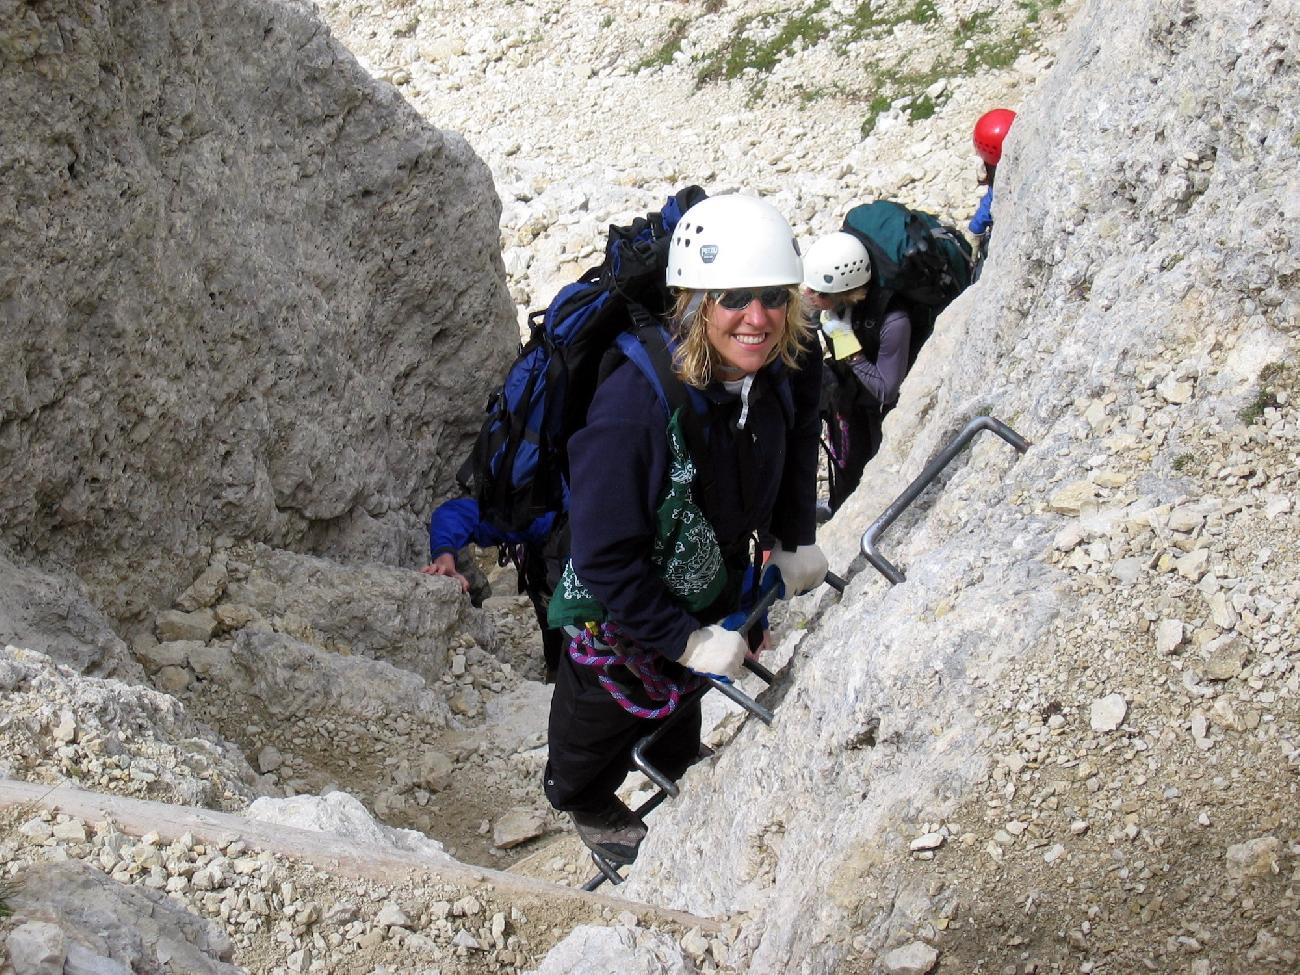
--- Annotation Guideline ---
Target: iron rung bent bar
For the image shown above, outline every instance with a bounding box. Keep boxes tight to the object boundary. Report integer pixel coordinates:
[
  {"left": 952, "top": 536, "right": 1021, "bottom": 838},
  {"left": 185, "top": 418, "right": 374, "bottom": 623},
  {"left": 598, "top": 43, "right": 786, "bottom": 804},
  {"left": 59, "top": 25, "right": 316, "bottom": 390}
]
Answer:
[{"left": 860, "top": 415, "right": 1029, "bottom": 585}]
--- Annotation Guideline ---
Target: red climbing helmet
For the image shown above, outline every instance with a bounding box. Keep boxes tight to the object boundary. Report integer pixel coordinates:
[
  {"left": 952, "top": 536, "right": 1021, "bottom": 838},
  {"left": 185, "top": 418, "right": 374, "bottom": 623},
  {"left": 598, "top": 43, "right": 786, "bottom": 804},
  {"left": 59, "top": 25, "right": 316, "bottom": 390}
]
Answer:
[{"left": 973, "top": 108, "right": 1016, "bottom": 166}]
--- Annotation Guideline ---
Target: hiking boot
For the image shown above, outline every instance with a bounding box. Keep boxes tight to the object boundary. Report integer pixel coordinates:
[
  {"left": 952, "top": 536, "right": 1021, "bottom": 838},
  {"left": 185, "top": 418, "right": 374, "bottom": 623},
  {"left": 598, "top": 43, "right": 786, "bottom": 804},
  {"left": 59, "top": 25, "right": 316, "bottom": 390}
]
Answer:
[{"left": 569, "top": 797, "right": 647, "bottom": 866}]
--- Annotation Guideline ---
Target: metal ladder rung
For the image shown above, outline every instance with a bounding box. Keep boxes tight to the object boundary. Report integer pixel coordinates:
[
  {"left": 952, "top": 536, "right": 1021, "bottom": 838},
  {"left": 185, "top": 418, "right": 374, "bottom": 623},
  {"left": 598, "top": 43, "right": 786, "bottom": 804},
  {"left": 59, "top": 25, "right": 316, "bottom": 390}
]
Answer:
[
  {"left": 860, "top": 415, "right": 1028, "bottom": 584},
  {"left": 581, "top": 571, "right": 844, "bottom": 890}
]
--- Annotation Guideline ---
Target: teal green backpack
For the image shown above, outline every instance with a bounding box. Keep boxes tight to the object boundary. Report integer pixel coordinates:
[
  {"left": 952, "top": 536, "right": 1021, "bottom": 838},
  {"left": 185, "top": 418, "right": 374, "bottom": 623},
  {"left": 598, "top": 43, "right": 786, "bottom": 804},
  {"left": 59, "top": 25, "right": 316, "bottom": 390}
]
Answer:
[{"left": 842, "top": 200, "right": 974, "bottom": 365}]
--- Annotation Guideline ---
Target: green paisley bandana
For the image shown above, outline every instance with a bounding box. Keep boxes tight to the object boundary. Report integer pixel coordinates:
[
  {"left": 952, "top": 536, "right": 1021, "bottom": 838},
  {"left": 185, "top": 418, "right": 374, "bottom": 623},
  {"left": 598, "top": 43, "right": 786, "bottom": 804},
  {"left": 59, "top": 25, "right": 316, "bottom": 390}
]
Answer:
[{"left": 548, "top": 408, "right": 727, "bottom": 629}]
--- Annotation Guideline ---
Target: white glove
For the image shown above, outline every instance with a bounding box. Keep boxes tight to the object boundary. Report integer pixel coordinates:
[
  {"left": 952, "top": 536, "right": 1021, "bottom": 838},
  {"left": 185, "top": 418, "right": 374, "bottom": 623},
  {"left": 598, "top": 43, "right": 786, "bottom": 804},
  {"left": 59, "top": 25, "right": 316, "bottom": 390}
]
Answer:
[
  {"left": 678, "top": 625, "right": 748, "bottom": 680},
  {"left": 765, "top": 543, "right": 829, "bottom": 597},
  {"left": 820, "top": 311, "right": 861, "bottom": 359}
]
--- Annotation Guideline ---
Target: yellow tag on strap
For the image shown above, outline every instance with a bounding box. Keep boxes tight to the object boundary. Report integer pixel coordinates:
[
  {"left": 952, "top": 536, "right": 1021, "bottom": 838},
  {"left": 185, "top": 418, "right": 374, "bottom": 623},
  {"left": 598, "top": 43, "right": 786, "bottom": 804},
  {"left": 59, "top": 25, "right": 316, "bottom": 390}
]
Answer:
[
  {"left": 820, "top": 311, "right": 862, "bottom": 360},
  {"left": 830, "top": 330, "right": 861, "bottom": 360}
]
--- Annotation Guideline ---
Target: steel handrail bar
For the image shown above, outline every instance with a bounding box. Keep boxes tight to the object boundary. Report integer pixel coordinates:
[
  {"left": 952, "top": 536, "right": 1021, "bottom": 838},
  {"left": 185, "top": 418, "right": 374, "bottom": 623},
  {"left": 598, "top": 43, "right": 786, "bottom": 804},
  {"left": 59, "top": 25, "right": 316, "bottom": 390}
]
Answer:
[{"left": 860, "top": 415, "right": 1028, "bottom": 585}]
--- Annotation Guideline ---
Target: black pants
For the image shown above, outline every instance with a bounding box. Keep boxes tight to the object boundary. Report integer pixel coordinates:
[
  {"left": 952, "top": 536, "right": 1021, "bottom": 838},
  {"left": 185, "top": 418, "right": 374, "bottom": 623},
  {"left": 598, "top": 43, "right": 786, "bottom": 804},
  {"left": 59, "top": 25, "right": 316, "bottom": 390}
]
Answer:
[
  {"left": 825, "top": 399, "right": 884, "bottom": 513},
  {"left": 543, "top": 647, "right": 702, "bottom": 813},
  {"left": 517, "top": 538, "right": 564, "bottom": 678}
]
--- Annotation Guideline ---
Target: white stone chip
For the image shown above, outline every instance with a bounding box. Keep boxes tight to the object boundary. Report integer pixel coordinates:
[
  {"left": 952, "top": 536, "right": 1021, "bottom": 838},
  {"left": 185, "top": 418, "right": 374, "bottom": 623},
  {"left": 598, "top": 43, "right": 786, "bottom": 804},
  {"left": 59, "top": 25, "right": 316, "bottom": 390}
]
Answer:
[
  {"left": 882, "top": 940, "right": 939, "bottom": 975},
  {"left": 1090, "top": 693, "right": 1128, "bottom": 732},
  {"left": 909, "top": 832, "right": 946, "bottom": 852}
]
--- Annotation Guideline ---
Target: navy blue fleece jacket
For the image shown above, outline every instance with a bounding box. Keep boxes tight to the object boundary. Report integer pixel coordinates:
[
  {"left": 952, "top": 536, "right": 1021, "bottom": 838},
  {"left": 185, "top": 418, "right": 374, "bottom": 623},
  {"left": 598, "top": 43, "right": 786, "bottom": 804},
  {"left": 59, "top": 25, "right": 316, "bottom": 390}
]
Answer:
[{"left": 564, "top": 340, "right": 821, "bottom": 660}]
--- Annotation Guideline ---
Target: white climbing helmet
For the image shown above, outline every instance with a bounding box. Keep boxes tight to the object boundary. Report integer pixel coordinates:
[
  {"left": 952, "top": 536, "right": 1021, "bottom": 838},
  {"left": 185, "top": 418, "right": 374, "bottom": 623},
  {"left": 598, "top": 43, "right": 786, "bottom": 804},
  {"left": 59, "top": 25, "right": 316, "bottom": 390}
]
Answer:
[
  {"left": 801, "top": 231, "right": 871, "bottom": 293},
  {"left": 666, "top": 194, "right": 802, "bottom": 290}
]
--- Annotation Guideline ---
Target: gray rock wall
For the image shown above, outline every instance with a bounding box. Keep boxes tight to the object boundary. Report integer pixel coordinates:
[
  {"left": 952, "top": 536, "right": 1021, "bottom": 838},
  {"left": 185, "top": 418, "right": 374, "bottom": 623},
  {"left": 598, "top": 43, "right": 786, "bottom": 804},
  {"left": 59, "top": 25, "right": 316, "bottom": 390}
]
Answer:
[
  {"left": 7, "top": 860, "right": 241, "bottom": 974},
  {"left": 0, "top": 546, "right": 141, "bottom": 677},
  {"left": 0, "top": 0, "right": 517, "bottom": 623}
]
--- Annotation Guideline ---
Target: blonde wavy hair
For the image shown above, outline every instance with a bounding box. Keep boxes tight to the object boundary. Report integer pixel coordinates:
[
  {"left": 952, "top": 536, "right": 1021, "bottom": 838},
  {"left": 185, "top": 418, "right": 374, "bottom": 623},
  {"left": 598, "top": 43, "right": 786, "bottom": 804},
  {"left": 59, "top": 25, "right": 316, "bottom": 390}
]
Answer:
[{"left": 669, "top": 287, "right": 811, "bottom": 389}]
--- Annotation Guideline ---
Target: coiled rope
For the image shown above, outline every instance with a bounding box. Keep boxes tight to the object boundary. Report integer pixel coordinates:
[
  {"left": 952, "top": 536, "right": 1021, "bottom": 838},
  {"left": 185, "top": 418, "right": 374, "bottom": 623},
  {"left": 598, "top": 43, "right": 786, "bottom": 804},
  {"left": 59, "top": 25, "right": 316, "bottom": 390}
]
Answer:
[{"left": 566, "top": 621, "right": 703, "bottom": 720}]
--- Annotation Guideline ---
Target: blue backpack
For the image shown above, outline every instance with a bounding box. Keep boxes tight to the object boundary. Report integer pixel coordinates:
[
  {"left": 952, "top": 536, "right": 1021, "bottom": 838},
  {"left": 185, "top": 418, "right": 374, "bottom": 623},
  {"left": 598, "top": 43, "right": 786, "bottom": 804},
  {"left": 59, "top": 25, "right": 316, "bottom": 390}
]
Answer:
[{"left": 458, "top": 186, "right": 711, "bottom": 533}]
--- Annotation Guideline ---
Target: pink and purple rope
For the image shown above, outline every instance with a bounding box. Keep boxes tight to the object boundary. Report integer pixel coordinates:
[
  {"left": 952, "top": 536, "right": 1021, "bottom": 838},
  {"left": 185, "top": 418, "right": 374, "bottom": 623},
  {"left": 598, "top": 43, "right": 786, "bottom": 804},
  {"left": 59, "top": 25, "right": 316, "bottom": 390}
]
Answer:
[{"left": 567, "top": 621, "right": 703, "bottom": 720}]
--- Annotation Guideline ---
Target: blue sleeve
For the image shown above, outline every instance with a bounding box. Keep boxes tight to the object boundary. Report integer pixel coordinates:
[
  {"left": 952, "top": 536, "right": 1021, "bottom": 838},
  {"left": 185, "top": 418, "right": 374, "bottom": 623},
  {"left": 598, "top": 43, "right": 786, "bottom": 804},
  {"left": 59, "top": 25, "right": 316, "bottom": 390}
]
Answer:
[
  {"left": 519, "top": 511, "right": 557, "bottom": 546},
  {"left": 968, "top": 188, "right": 994, "bottom": 235},
  {"left": 849, "top": 307, "right": 911, "bottom": 405},
  {"left": 429, "top": 498, "right": 482, "bottom": 558},
  {"left": 429, "top": 499, "right": 557, "bottom": 559},
  {"left": 565, "top": 365, "right": 699, "bottom": 660}
]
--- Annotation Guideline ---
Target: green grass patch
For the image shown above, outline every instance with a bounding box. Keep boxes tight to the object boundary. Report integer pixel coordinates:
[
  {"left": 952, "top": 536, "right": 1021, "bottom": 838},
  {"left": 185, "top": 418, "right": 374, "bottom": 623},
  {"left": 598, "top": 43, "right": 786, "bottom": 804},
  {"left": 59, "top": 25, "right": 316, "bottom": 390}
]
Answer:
[
  {"left": 964, "top": 27, "right": 1033, "bottom": 71},
  {"left": 955, "top": 9, "right": 997, "bottom": 42},
  {"left": 686, "top": 0, "right": 1058, "bottom": 123},
  {"left": 697, "top": 1, "right": 831, "bottom": 86},
  {"left": 1239, "top": 363, "right": 1288, "bottom": 424},
  {"left": 843, "top": 1, "right": 880, "bottom": 42},
  {"left": 1171, "top": 453, "right": 1195, "bottom": 473},
  {"left": 855, "top": 52, "right": 961, "bottom": 133},
  {"left": 905, "top": 0, "right": 939, "bottom": 25},
  {"left": 638, "top": 17, "right": 690, "bottom": 71},
  {"left": 908, "top": 93, "right": 936, "bottom": 120},
  {"left": 860, "top": 93, "right": 894, "bottom": 136},
  {"left": 1017, "top": 0, "right": 1065, "bottom": 23},
  {"left": 797, "top": 83, "right": 841, "bottom": 103},
  {"left": 0, "top": 875, "right": 22, "bottom": 918}
]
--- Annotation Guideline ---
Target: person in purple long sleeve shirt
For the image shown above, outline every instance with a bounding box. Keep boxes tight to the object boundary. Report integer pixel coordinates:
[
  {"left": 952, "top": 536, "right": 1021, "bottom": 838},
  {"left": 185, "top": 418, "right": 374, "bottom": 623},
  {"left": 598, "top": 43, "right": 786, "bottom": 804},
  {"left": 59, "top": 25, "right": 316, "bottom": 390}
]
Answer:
[
  {"left": 542, "top": 194, "right": 828, "bottom": 866},
  {"left": 802, "top": 231, "right": 913, "bottom": 512}
]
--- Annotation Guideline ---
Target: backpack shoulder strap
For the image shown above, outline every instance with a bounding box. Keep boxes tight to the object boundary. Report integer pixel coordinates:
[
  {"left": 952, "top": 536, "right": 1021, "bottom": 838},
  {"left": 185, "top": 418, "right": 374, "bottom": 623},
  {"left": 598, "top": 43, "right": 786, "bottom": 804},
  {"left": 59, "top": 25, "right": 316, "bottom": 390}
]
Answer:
[{"left": 611, "top": 321, "right": 718, "bottom": 513}]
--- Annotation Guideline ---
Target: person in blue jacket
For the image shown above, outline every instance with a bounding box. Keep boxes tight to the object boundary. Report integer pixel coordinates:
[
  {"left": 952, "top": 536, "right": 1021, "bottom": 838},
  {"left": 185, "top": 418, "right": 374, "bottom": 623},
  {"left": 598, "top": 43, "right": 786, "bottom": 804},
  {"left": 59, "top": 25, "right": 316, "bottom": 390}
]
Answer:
[
  {"left": 542, "top": 194, "right": 829, "bottom": 866},
  {"left": 969, "top": 108, "right": 1016, "bottom": 274},
  {"left": 422, "top": 497, "right": 564, "bottom": 682}
]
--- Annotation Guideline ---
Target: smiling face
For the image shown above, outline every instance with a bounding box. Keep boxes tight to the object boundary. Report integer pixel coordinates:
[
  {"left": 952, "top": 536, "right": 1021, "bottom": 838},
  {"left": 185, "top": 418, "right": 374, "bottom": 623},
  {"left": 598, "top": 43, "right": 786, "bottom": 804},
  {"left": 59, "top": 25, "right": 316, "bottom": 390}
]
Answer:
[{"left": 705, "top": 291, "right": 789, "bottom": 378}]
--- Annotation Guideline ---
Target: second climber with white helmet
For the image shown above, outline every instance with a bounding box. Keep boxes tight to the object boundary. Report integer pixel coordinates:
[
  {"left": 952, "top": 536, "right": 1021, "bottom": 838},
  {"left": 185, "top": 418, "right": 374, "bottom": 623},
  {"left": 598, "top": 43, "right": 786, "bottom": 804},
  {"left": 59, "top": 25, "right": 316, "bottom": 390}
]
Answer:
[
  {"left": 801, "top": 229, "right": 913, "bottom": 513},
  {"left": 542, "top": 193, "right": 827, "bottom": 867}
]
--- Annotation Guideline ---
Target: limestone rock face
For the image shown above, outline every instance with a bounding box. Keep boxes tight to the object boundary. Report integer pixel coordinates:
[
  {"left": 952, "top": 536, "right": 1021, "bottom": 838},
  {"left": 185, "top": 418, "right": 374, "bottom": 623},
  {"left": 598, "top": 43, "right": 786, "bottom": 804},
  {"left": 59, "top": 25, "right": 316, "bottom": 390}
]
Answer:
[
  {"left": 0, "top": 644, "right": 257, "bottom": 807},
  {"left": 8, "top": 860, "right": 241, "bottom": 974},
  {"left": 0, "top": 0, "right": 517, "bottom": 623},
  {"left": 525, "top": 925, "right": 695, "bottom": 975},
  {"left": 218, "top": 543, "right": 492, "bottom": 685},
  {"left": 216, "top": 627, "right": 455, "bottom": 729},
  {"left": 0, "top": 547, "right": 141, "bottom": 677},
  {"left": 245, "top": 790, "right": 450, "bottom": 861},
  {"left": 622, "top": 0, "right": 1300, "bottom": 969}
]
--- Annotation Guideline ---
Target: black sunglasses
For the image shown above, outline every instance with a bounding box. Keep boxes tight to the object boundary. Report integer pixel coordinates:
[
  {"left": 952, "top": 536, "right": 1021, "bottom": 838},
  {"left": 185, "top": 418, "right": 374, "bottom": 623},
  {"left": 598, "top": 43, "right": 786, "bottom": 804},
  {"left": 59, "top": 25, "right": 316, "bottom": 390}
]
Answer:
[{"left": 714, "top": 287, "right": 792, "bottom": 311}]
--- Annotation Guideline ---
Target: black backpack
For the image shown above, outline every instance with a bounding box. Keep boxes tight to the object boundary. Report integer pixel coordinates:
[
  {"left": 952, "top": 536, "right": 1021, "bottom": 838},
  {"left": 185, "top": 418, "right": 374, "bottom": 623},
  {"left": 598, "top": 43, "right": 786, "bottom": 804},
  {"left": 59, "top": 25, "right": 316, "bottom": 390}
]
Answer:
[
  {"left": 841, "top": 200, "right": 974, "bottom": 367},
  {"left": 457, "top": 186, "right": 711, "bottom": 534}
]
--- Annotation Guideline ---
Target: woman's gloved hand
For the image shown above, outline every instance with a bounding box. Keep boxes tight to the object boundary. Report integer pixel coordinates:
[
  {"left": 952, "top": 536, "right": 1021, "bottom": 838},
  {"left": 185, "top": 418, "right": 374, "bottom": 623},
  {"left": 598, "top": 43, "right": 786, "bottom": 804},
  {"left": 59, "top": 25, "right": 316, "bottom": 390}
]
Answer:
[
  {"left": 820, "top": 311, "right": 862, "bottom": 360},
  {"left": 763, "top": 543, "right": 829, "bottom": 598},
  {"left": 678, "top": 625, "right": 748, "bottom": 681}
]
